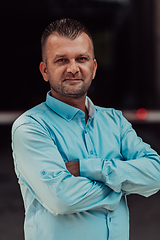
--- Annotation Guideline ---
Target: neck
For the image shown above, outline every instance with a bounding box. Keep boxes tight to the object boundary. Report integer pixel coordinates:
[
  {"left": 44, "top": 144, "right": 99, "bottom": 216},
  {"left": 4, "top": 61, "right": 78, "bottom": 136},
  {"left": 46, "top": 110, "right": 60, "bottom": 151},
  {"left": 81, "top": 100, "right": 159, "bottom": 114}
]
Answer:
[{"left": 50, "top": 91, "right": 89, "bottom": 122}]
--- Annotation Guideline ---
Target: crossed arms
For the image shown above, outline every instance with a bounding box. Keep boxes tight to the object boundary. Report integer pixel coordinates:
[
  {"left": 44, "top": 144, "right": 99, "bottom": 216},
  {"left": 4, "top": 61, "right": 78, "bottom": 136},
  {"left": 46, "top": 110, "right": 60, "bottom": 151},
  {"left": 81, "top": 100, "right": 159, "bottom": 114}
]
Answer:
[{"left": 12, "top": 116, "right": 160, "bottom": 216}]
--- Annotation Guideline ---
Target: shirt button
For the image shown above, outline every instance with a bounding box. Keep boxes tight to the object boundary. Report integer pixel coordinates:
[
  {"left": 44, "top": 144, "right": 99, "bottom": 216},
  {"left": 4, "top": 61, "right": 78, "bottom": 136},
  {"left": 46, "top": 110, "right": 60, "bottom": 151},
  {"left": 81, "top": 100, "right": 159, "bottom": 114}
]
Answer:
[
  {"left": 109, "top": 218, "right": 112, "bottom": 222},
  {"left": 41, "top": 170, "right": 46, "bottom": 176},
  {"left": 66, "top": 115, "right": 70, "bottom": 119},
  {"left": 90, "top": 150, "right": 94, "bottom": 155},
  {"left": 84, "top": 130, "right": 87, "bottom": 134}
]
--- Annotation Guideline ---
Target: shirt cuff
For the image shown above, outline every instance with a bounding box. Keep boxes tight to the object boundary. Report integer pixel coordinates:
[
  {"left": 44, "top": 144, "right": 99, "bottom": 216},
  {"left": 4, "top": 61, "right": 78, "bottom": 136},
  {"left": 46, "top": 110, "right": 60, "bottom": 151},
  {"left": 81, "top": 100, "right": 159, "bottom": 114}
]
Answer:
[{"left": 80, "top": 158, "right": 104, "bottom": 183}]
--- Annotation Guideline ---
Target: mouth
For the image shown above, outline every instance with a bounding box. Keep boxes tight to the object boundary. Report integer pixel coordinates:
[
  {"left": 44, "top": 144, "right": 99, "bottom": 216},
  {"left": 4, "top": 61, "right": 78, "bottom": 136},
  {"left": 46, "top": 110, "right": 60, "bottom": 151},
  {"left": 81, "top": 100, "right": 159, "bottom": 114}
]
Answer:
[
  {"left": 64, "top": 78, "right": 82, "bottom": 81},
  {"left": 63, "top": 79, "right": 83, "bottom": 84}
]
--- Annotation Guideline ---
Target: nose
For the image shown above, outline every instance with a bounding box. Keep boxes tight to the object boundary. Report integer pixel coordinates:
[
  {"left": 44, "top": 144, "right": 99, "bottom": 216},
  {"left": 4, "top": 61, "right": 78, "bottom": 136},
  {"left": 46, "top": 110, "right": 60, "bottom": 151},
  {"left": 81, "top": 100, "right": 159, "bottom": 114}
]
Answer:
[{"left": 66, "top": 60, "right": 79, "bottom": 75}]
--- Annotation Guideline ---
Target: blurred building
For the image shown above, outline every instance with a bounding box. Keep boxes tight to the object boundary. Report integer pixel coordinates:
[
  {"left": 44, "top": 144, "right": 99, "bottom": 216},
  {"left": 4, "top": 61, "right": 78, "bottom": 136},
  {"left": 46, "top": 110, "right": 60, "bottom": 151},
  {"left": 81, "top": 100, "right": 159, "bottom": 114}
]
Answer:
[{"left": 1, "top": 0, "right": 159, "bottom": 112}]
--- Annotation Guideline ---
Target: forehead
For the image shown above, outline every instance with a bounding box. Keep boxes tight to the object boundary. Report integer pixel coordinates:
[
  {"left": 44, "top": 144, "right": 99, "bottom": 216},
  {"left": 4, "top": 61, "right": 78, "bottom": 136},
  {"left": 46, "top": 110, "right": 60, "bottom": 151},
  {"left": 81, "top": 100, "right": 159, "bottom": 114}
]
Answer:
[{"left": 45, "top": 33, "right": 93, "bottom": 57}]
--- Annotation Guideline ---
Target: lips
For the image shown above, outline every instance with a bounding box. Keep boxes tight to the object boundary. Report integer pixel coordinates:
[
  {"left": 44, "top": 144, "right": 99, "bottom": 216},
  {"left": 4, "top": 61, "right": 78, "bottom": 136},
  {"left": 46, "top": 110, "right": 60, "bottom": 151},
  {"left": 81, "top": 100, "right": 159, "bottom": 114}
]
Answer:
[
  {"left": 62, "top": 79, "right": 83, "bottom": 85},
  {"left": 63, "top": 78, "right": 82, "bottom": 81}
]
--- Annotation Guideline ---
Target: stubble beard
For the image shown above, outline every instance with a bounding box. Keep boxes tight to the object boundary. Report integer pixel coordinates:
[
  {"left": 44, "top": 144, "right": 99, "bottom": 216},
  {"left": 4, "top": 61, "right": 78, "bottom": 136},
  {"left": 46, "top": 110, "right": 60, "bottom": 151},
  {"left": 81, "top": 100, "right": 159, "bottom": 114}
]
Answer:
[{"left": 49, "top": 74, "right": 93, "bottom": 99}]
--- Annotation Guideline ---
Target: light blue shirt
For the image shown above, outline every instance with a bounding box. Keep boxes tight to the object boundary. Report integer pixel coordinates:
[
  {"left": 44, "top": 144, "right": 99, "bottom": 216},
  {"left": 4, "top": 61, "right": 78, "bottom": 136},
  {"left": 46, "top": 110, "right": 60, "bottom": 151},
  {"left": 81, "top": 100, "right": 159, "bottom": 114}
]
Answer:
[{"left": 12, "top": 92, "right": 160, "bottom": 240}]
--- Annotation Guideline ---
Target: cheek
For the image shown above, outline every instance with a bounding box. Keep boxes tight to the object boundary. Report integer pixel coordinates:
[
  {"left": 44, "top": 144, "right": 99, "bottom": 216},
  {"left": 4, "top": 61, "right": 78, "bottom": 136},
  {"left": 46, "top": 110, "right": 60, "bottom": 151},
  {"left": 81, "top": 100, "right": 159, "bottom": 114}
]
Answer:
[
  {"left": 52, "top": 66, "right": 66, "bottom": 78},
  {"left": 48, "top": 67, "right": 62, "bottom": 80},
  {"left": 80, "top": 65, "right": 93, "bottom": 75},
  {"left": 88, "top": 65, "right": 96, "bottom": 78}
]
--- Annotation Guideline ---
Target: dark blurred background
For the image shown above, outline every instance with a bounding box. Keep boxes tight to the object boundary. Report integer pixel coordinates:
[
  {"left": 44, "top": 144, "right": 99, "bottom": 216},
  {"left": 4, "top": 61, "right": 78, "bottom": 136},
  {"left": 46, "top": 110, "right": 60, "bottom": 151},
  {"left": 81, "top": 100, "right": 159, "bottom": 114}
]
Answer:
[
  {"left": 1, "top": 0, "right": 160, "bottom": 110},
  {"left": 1, "top": 0, "right": 160, "bottom": 239}
]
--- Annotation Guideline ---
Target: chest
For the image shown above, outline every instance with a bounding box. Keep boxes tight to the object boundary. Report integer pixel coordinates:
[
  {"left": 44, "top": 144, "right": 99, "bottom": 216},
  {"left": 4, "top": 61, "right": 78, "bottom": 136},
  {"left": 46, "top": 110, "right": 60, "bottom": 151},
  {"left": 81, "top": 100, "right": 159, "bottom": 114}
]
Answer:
[{"left": 49, "top": 116, "right": 123, "bottom": 163}]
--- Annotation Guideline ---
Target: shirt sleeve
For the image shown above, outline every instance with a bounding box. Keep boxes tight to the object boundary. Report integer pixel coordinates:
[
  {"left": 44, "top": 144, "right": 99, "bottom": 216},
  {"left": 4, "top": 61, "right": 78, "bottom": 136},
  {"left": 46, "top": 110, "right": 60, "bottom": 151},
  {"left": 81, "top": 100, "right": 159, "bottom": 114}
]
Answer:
[
  {"left": 12, "top": 119, "right": 122, "bottom": 216},
  {"left": 80, "top": 113, "right": 160, "bottom": 197}
]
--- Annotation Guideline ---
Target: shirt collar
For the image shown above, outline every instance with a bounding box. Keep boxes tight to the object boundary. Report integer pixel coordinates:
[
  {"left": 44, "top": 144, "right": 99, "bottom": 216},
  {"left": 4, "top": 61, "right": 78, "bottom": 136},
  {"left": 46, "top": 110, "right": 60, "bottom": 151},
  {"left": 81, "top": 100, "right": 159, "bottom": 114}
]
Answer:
[
  {"left": 46, "top": 91, "right": 96, "bottom": 121},
  {"left": 85, "top": 97, "right": 96, "bottom": 118}
]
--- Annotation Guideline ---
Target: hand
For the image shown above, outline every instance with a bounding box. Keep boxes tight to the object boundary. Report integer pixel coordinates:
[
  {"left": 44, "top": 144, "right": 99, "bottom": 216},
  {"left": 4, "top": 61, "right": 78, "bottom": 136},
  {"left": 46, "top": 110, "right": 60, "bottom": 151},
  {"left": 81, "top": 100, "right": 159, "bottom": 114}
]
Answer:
[{"left": 65, "top": 161, "right": 80, "bottom": 177}]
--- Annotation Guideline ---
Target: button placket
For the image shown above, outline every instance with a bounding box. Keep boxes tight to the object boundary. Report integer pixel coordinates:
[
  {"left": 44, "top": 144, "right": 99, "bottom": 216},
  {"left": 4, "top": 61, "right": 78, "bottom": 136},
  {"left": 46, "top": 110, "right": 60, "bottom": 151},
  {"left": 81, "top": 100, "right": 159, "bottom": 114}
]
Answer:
[
  {"left": 83, "top": 127, "right": 95, "bottom": 156},
  {"left": 77, "top": 114, "right": 96, "bottom": 156}
]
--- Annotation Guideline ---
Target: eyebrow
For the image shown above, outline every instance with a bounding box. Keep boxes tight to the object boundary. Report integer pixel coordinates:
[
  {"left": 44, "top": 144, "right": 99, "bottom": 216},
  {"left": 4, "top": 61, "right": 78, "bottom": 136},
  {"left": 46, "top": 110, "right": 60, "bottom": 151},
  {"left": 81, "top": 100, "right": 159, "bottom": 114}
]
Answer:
[
  {"left": 54, "top": 52, "right": 90, "bottom": 60},
  {"left": 79, "top": 52, "right": 90, "bottom": 58},
  {"left": 54, "top": 54, "right": 67, "bottom": 60}
]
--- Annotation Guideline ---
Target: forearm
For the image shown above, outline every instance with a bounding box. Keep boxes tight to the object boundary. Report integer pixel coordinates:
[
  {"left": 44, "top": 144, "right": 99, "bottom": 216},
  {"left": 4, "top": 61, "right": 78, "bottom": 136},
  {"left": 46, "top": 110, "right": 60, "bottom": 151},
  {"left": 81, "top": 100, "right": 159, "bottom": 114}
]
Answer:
[
  {"left": 80, "top": 152, "right": 160, "bottom": 197},
  {"left": 18, "top": 161, "right": 121, "bottom": 215}
]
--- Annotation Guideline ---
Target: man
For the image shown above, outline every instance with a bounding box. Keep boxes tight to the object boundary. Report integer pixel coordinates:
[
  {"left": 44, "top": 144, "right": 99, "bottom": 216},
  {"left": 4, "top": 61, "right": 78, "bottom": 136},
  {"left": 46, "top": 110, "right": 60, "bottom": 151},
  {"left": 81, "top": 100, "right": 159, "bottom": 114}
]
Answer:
[{"left": 12, "top": 18, "right": 160, "bottom": 240}]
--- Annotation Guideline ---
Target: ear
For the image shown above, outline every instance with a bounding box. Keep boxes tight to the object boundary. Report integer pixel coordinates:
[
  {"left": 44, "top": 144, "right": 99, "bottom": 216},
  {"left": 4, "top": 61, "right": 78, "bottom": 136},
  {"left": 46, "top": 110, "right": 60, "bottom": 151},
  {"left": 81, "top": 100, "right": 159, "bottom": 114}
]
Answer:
[
  {"left": 92, "top": 59, "right": 97, "bottom": 80},
  {"left": 39, "top": 62, "right": 49, "bottom": 82}
]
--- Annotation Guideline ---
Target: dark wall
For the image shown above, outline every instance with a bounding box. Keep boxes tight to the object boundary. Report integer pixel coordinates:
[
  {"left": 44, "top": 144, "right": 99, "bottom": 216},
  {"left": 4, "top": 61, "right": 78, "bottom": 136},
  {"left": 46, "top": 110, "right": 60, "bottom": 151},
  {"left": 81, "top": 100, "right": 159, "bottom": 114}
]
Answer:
[{"left": 1, "top": 0, "right": 157, "bottom": 110}]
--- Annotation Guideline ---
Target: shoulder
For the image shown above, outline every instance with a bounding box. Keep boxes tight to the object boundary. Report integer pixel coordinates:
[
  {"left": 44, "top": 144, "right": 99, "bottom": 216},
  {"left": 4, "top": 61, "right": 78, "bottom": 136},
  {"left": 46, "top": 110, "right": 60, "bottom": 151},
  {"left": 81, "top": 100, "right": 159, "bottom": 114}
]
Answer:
[
  {"left": 12, "top": 102, "right": 49, "bottom": 134},
  {"left": 94, "top": 106, "right": 131, "bottom": 128},
  {"left": 95, "top": 106, "right": 122, "bottom": 119}
]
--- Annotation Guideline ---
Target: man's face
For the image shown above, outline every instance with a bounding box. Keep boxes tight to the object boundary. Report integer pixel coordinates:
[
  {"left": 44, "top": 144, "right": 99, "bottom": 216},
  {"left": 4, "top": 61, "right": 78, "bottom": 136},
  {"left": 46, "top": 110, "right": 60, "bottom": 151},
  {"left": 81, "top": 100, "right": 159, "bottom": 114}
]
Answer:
[{"left": 40, "top": 33, "right": 97, "bottom": 101}]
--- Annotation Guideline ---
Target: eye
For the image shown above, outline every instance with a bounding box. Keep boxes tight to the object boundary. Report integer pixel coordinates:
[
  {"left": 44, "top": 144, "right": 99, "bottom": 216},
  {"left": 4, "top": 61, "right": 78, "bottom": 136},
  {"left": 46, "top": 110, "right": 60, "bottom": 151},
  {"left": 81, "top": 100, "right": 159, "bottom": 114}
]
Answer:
[
  {"left": 56, "top": 58, "right": 68, "bottom": 64},
  {"left": 77, "top": 57, "right": 88, "bottom": 62}
]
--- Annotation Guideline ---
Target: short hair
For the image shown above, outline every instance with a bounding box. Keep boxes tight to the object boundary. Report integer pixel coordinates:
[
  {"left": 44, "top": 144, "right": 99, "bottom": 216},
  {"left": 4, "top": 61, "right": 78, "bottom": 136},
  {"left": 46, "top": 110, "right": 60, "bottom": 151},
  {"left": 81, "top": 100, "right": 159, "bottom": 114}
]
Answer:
[{"left": 41, "top": 18, "right": 95, "bottom": 61}]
